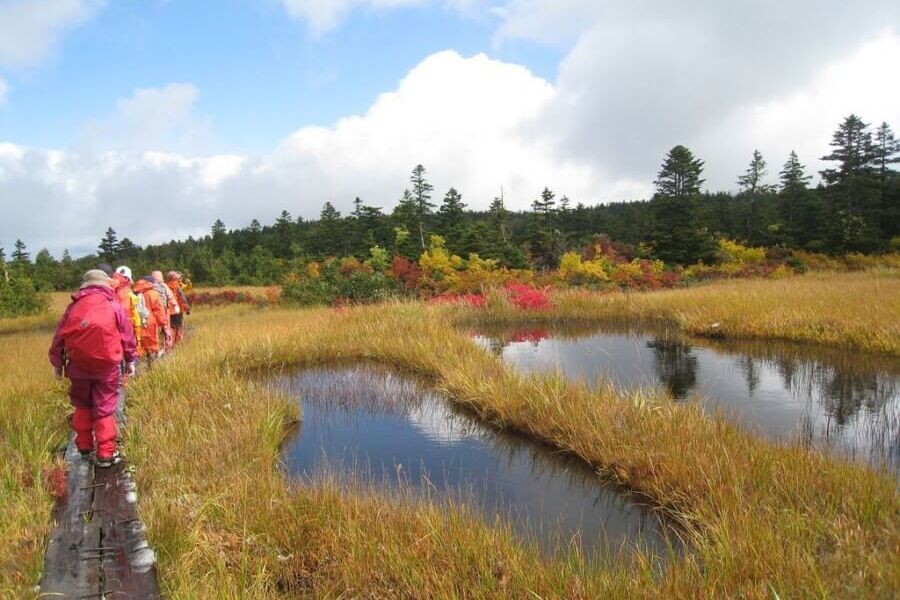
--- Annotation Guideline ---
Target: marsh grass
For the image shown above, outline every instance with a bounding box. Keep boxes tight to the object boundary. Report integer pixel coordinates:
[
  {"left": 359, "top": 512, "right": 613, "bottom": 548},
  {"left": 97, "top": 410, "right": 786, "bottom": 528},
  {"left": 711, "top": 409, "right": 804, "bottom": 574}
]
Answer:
[
  {"left": 0, "top": 332, "right": 69, "bottom": 596},
  {"left": 463, "top": 269, "right": 900, "bottom": 356},
  {"left": 119, "top": 301, "right": 898, "bottom": 597},
  {"left": 1, "top": 272, "right": 898, "bottom": 597}
]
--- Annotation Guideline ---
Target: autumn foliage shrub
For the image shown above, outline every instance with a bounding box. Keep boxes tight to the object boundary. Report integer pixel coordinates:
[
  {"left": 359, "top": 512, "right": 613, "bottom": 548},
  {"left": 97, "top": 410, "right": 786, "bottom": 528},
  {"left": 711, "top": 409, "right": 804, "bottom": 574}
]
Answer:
[{"left": 504, "top": 282, "right": 552, "bottom": 310}]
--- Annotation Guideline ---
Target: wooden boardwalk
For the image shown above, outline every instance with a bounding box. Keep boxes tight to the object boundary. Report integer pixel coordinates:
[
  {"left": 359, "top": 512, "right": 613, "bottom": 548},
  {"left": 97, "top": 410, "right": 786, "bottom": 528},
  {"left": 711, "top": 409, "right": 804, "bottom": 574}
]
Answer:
[{"left": 38, "top": 437, "right": 161, "bottom": 599}]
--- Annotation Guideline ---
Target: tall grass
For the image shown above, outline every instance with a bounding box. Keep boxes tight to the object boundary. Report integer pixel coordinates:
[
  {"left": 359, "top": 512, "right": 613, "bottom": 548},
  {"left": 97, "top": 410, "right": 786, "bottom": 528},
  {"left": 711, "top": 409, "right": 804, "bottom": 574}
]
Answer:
[
  {"left": 119, "top": 303, "right": 898, "bottom": 598},
  {"left": 464, "top": 270, "right": 900, "bottom": 355},
  {"left": 1, "top": 273, "right": 898, "bottom": 597},
  {"left": 0, "top": 332, "right": 69, "bottom": 596}
]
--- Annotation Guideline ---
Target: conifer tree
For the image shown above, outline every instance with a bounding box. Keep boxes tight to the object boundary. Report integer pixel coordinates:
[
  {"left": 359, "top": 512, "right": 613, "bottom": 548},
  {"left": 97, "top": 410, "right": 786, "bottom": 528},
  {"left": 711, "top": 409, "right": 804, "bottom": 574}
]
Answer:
[
  {"left": 410, "top": 164, "right": 435, "bottom": 249},
  {"left": 650, "top": 146, "right": 714, "bottom": 264},
  {"left": 528, "top": 187, "right": 561, "bottom": 270},
  {"left": 98, "top": 227, "right": 120, "bottom": 262},
  {"left": 211, "top": 219, "right": 227, "bottom": 256},
  {"left": 820, "top": 114, "right": 880, "bottom": 250},
  {"left": 437, "top": 187, "right": 466, "bottom": 252},
  {"left": 737, "top": 150, "right": 769, "bottom": 194},
  {"left": 317, "top": 202, "right": 344, "bottom": 256},
  {"left": 873, "top": 122, "right": 900, "bottom": 240},
  {"left": 11, "top": 239, "right": 29, "bottom": 264}
]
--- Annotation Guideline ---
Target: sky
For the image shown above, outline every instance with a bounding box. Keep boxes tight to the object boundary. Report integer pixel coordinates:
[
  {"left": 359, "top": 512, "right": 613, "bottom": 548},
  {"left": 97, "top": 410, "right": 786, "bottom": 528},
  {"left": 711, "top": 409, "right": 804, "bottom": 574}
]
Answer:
[{"left": 0, "top": 0, "right": 898, "bottom": 257}]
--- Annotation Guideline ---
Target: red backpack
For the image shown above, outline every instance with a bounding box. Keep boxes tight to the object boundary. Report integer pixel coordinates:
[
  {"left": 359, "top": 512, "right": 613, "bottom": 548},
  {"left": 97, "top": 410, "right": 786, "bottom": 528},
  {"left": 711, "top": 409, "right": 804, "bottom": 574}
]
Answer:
[{"left": 59, "top": 292, "right": 123, "bottom": 372}]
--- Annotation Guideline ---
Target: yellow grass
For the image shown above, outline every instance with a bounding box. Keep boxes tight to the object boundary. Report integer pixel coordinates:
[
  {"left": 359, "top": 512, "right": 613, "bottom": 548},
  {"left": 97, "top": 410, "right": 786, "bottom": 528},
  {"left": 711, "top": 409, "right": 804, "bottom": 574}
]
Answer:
[
  {"left": 1, "top": 272, "right": 897, "bottom": 598},
  {"left": 469, "top": 269, "right": 900, "bottom": 356}
]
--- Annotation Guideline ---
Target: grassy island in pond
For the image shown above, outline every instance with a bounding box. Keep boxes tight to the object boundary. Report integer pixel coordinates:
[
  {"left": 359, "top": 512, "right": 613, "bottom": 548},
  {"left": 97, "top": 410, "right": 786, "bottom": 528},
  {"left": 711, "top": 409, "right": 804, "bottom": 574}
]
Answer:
[{"left": 1, "top": 271, "right": 898, "bottom": 598}]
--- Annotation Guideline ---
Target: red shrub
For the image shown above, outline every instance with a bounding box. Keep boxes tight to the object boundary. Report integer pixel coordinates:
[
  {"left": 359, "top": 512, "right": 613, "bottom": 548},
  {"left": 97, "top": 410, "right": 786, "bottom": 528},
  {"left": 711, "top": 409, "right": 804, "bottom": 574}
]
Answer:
[
  {"left": 390, "top": 256, "right": 422, "bottom": 290},
  {"left": 504, "top": 282, "right": 552, "bottom": 311}
]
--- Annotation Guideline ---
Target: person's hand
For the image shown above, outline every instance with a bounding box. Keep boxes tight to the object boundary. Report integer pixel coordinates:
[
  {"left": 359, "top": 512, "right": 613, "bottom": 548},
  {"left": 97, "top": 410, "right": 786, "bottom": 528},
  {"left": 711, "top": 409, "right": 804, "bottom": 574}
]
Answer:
[
  {"left": 126, "top": 361, "right": 137, "bottom": 377},
  {"left": 53, "top": 366, "right": 63, "bottom": 379}
]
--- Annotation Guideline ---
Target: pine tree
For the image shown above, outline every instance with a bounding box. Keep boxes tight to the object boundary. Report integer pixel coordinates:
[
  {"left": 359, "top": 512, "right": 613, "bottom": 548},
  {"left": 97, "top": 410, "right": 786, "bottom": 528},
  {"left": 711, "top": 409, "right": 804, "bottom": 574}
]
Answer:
[
  {"left": 11, "top": 239, "right": 29, "bottom": 263},
  {"left": 274, "top": 211, "right": 294, "bottom": 258},
  {"left": 736, "top": 150, "right": 774, "bottom": 243},
  {"left": 737, "top": 150, "right": 769, "bottom": 194},
  {"left": 528, "top": 188, "right": 561, "bottom": 270},
  {"left": 317, "top": 202, "right": 344, "bottom": 256},
  {"left": 437, "top": 187, "right": 466, "bottom": 251},
  {"left": 211, "top": 219, "right": 227, "bottom": 256},
  {"left": 655, "top": 145, "right": 705, "bottom": 197},
  {"left": 776, "top": 151, "right": 817, "bottom": 246},
  {"left": 488, "top": 196, "right": 508, "bottom": 244},
  {"left": 98, "top": 227, "right": 120, "bottom": 262},
  {"left": 873, "top": 122, "right": 900, "bottom": 240},
  {"left": 650, "top": 146, "right": 714, "bottom": 264},
  {"left": 820, "top": 114, "right": 880, "bottom": 250},
  {"left": 410, "top": 164, "right": 435, "bottom": 249}
]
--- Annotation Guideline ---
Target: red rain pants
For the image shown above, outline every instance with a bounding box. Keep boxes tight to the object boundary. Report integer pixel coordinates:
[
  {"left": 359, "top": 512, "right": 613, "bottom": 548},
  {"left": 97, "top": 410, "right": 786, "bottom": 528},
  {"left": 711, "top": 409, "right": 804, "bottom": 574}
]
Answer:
[{"left": 69, "top": 374, "right": 119, "bottom": 458}]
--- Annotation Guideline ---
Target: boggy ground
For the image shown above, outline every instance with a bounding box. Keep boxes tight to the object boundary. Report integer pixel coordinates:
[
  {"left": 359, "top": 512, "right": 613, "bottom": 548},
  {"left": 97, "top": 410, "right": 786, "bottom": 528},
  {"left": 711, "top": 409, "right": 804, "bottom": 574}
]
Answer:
[
  {"left": 475, "top": 269, "right": 900, "bottom": 356},
  {"left": 1, "top": 271, "right": 898, "bottom": 598}
]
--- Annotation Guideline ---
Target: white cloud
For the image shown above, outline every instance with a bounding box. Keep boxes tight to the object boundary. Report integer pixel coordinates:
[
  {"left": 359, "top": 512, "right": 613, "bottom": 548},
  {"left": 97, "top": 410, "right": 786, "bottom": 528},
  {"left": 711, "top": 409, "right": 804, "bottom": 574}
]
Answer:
[
  {"left": 0, "top": 0, "right": 103, "bottom": 69},
  {"left": 280, "top": 0, "right": 426, "bottom": 35},
  {"left": 81, "top": 82, "right": 213, "bottom": 154},
  {"left": 2, "top": 6, "right": 899, "bottom": 257},
  {"left": 0, "top": 52, "right": 614, "bottom": 256},
  {"left": 694, "top": 29, "right": 900, "bottom": 190}
]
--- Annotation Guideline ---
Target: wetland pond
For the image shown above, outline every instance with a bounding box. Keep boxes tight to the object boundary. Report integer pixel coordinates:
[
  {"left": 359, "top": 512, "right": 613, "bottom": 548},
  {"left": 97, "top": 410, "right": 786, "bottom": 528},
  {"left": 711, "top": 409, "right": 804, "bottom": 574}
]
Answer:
[
  {"left": 273, "top": 366, "right": 677, "bottom": 561},
  {"left": 473, "top": 324, "right": 900, "bottom": 471}
]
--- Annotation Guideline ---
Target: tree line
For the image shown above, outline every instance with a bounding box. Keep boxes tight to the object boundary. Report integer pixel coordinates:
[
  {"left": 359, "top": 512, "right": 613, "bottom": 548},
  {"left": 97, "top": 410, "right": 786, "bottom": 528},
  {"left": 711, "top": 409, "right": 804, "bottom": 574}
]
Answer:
[{"left": 2, "top": 114, "right": 898, "bottom": 292}]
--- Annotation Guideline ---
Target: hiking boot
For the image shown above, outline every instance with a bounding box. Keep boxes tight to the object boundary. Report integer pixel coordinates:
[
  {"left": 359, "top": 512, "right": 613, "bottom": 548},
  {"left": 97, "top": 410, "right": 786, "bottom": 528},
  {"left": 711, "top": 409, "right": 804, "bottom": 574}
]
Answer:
[
  {"left": 79, "top": 449, "right": 93, "bottom": 460},
  {"left": 96, "top": 452, "right": 124, "bottom": 468}
]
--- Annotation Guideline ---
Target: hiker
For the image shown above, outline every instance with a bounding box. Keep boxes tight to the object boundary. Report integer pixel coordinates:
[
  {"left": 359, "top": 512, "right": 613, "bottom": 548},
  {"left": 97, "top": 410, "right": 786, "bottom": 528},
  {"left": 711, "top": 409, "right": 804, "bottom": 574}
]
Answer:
[
  {"left": 151, "top": 270, "right": 175, "bottom": 354},
  {"left": 49, "top": 269, "right": 137, "bottom": 467},
  {"left": 166, "top": 271, "right": 191, "bottom": 347},
  {"left": 111, "top": 266, "right": 146, "bottom": 426},
  {"left": 133, "top": 276, "right": 169, "bottom": 366},
  {"left": 111, "top": 266, "right": 143, "bottom": 345}
]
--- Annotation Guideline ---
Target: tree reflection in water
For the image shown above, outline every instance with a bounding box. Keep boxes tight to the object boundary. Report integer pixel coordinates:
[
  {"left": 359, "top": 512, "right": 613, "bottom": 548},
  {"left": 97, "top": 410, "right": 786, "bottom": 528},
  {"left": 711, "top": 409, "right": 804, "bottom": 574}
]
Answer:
[
  {"left": 472, "top": 324, "right": 899, "bottom": 469},
  {"left": 646, "top": 339, "right": 698, "bottom": 399}
]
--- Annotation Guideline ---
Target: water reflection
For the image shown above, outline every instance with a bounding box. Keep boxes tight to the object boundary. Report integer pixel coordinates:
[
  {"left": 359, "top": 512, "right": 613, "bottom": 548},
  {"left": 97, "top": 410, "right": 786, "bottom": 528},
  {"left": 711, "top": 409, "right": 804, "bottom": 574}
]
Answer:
[
  {"left": 272, "top": 366, "right": 677, "bottom": 561},
  {"left": 473, "top": 324, "right": 899, "bottom": 470}
]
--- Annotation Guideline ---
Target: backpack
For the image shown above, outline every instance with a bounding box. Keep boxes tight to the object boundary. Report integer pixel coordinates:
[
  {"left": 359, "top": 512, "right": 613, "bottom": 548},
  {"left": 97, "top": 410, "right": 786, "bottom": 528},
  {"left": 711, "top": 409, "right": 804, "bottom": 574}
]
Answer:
[
  {"left": 135, "top": 293, "right": 150, "bottom": 327},
  {"left": 153, "top": 281, "right": 170, "bottom": 310},
  {"left": 59, "top": 293, "right": 123, "bottom": 372}
]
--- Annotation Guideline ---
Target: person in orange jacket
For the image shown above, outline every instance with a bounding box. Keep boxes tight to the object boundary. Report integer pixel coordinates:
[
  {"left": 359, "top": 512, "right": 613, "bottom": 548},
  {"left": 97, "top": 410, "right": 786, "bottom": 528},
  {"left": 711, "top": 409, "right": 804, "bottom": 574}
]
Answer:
[
  {"left": 151, "top": 270, "right": 175, "bottom": 353},
  {"left": 133, "top": 276, "right": 168, "bottom": 365},
  {"left": 109, "top": 265, "right": 143, "bottom": 426},
  {"left": 166, "top": 271, "right": 191, "bottom": 347}
]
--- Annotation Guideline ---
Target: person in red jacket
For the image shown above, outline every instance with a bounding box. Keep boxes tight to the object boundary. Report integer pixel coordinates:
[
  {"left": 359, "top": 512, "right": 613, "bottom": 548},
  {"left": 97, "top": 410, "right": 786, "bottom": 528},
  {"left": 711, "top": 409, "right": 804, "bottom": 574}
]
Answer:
[{"left": 49, "top": 269, "right": 137, "bottom": 467}]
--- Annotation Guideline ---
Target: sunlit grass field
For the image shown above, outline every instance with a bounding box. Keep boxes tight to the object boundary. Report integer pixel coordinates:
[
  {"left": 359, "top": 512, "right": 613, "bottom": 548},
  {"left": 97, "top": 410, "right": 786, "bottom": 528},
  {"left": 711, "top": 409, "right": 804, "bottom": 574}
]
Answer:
[{"left": 1, "top": 271, "right": 898, "bottom": 598}]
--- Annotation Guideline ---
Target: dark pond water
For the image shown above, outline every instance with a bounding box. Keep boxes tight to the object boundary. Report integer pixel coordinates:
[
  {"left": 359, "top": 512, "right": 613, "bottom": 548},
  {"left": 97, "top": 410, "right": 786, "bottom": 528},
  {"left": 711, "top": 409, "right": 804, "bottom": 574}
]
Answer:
[
  {"left": 473, "top": 324, "right": 900, "bottom": 470},
  {"left": 273, "top": 366, "right": 677, "bottom": 560}
]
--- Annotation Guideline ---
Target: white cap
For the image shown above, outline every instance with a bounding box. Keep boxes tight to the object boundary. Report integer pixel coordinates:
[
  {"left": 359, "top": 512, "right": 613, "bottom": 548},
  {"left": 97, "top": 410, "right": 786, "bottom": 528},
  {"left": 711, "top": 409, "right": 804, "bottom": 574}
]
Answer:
[{"left": 115, "top": 265, "right": 133, "bottom": 282}]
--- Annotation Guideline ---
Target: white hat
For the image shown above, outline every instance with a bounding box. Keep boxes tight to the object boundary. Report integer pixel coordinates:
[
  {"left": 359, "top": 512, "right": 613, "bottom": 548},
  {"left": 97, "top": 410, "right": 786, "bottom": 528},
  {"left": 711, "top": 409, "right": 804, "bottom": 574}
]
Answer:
[{"left": 115, "top": 265, "right": 133, "bottom": 282}]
